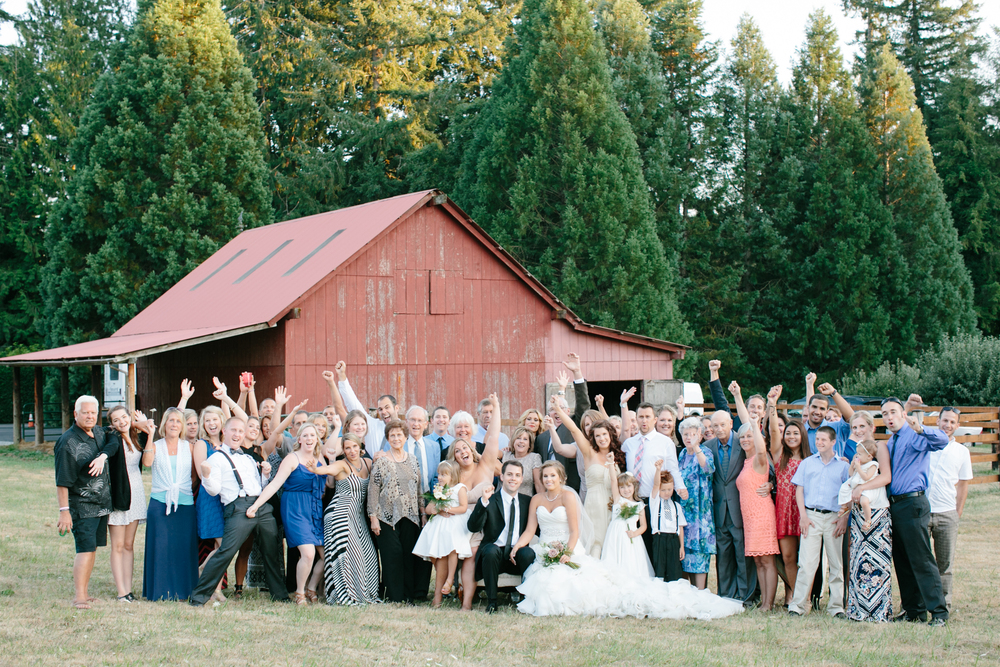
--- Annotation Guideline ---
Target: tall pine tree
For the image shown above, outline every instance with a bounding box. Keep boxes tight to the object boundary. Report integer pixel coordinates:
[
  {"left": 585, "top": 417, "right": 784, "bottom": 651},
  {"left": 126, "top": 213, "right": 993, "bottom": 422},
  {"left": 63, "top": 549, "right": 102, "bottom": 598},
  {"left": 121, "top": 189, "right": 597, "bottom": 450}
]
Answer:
[
  {"left": 41, "top": 0, "right": 272, "bottom": 346},
  {"left": 860, "top": 44, "right": 976, "bottom": 356},
  {"left": 0, "top": 0, "right": 132, "bottom": 349},
  {"left": 455, "top": 0, "right": 688, "bottom": 341}
]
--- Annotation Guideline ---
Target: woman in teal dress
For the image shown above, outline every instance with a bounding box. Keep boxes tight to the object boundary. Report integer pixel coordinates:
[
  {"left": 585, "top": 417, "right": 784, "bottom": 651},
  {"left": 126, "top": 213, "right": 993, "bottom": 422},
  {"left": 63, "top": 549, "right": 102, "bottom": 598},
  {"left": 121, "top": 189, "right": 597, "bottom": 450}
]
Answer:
[{"left": 677, "top": 416, "right": 716, "bottom": 590}]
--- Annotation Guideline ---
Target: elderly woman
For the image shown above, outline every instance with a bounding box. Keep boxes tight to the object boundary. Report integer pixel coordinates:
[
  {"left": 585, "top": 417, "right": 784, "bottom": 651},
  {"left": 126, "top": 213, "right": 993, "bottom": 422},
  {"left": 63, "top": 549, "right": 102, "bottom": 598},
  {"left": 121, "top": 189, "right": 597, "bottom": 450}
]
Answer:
[
  {"left": 448, "top": 395, "right": 503, "bottom": 610},
  {"left": 142, "top": 408, "right": 198, "bottom": 601},
  {"left": 677, "top": 416, "right": 716, "bottom": 589},
  {"left": 501, "top": 427, "right": 542, "bottom": 495},
  {"left": 367, "top": 419, "right": 425, "bottom": 603}
]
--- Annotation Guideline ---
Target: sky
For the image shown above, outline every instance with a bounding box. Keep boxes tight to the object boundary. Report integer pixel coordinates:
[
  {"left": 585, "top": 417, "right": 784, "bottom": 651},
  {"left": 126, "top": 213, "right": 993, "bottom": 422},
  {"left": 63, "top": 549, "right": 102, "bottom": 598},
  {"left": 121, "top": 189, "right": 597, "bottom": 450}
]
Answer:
[{"left": 0, "top": 0, "right": 998, "bottom": 82}]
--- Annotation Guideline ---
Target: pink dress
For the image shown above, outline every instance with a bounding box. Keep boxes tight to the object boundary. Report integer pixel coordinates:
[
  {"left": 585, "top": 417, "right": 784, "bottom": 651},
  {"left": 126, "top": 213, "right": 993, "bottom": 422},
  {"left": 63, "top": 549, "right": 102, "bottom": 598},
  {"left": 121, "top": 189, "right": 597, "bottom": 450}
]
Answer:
[
  {"left": 736, "top": 460, "right": 779, "bottom": 556},
  {"left": 775, "top": 459, "right": 801, "bottom": 540}
]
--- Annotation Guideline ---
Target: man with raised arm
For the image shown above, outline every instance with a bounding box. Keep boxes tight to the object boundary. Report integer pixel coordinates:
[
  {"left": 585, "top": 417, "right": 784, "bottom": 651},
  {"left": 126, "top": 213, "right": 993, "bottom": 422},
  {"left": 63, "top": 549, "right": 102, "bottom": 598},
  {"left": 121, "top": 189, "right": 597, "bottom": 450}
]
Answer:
[
  {"left": 331, "top": 360, "right": 399, "bottom": 454},
  {"left": 533, "top": 353, "right": 591, "bottom": 492}
]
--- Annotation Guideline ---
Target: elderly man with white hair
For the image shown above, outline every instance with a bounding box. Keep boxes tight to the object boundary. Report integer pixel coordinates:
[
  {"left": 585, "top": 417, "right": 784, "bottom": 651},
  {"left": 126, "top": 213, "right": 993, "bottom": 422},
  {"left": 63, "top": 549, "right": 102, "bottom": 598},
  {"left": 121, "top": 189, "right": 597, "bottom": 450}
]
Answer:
[{"left": 55, "top": 395, "right": 117, "bottom": 610}]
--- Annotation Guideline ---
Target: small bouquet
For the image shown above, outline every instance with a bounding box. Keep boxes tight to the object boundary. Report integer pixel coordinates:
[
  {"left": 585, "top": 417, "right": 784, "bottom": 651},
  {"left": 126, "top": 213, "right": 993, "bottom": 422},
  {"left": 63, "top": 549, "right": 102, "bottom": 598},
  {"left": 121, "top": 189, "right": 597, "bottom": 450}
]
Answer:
[
  {"left": 421, "top": 483, "right": 452, "bottom": 522},
  {"left": 540, "top": 541, "right": 579, "bottom": 569},
  {"left": 617, "top": 502, "right": 640, "bottom": 543}
]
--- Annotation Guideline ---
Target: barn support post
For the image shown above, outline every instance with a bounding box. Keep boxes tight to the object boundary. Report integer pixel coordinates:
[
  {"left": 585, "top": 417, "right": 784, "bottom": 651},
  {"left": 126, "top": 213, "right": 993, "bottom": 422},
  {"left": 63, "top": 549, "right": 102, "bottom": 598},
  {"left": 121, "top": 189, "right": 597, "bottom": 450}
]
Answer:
[
  {"left": 126, "top": 361, "right": 136, "bottom": 414},
  {"left": 91, "top": 365, "right": 103, "bottom": 421},
  {"left": 12, "top": 367, "right": 21, "bottom": 445},
  {"left": 60, "top": 366, "right": 71, "bottom": 431},
  {"left": 34, "top": 366, "right": 44, "bottom": 445}
]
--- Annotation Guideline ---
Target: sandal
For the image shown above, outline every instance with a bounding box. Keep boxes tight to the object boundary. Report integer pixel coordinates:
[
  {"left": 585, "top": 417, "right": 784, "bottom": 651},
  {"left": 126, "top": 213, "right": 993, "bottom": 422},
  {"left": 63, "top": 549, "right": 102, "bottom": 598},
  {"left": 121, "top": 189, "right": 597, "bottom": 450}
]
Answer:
[
  {"left": 305, "top": 589, "right": 318, "bottom": 604},
  {"left": 294, "top": 592, "right": 307, "bottom": 605},
  {"left": 441, "top": 583, "right": 452, "bottom": 596},
  {"left": 72, "top": 599, "right": 92, "bottom": 610},
  {"left": 117, "top": 594, "right": 132, "bottom": 604},
  {"left": 233, "top": 585, "right": 243, "bottom": 600},
  {"left": 211, "top": 589, "right": 227, "bottom": 603}
]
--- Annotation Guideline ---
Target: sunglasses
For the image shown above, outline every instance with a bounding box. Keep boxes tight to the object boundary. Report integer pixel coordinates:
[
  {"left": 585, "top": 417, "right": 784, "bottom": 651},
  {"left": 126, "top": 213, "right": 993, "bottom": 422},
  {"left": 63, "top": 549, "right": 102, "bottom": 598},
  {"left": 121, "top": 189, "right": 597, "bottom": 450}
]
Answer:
[{"left": 941, "top": 406, "right": 961, "bottom": 416}]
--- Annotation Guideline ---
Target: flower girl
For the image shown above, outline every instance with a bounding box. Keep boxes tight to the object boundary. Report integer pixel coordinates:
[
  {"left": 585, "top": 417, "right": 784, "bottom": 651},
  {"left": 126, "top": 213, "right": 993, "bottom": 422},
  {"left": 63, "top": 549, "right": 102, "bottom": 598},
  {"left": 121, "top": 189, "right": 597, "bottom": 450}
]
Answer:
[
  {"left": 600, "top": 457, "right": 653, "bottom": 577},
  {"left": 412, "top": 461, "right": 472, "bottom": 607}
]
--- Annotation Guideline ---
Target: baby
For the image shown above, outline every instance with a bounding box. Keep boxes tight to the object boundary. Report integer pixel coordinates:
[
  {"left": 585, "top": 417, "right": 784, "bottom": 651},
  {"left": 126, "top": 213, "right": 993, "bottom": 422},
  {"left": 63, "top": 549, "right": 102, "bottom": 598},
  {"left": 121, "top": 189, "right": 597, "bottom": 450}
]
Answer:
[{"left": 837, "top": 439, "right": 887, "bottom": 530}]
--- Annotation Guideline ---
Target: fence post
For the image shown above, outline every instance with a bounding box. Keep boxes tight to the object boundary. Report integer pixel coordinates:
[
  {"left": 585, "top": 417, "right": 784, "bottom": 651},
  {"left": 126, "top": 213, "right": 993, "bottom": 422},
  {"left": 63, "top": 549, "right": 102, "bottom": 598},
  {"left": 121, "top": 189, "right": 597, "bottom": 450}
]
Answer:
[{"left": 60, "top": 367, "right": 71, "bottom": 431}]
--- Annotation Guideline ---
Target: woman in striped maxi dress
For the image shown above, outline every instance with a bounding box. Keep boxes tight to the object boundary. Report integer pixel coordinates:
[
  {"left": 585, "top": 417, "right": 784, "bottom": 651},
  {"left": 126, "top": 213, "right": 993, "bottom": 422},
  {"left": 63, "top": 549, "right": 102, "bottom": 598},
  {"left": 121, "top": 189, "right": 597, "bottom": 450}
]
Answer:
[{"left": 321, "top": 434, "right": 380, "bottom": 604}]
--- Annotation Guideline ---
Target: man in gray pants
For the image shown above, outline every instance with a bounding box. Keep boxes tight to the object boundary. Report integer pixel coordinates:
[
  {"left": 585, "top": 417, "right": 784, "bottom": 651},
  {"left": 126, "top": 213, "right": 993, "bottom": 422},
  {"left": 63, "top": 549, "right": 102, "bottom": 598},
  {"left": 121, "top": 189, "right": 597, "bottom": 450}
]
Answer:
[{"left": 190, "top": 418, "right": 289, "bottom": 605}]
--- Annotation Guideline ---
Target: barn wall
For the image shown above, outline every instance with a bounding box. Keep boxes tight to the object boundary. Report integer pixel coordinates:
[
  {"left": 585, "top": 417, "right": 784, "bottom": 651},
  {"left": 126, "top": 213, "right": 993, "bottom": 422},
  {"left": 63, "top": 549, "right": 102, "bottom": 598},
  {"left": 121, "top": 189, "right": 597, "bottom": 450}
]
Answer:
[
  {"left": 283, "top": 203, "right": 675, "bottom": 420},
  {"left": 136, "top": 324, "right": 285, "bottom": 417}
]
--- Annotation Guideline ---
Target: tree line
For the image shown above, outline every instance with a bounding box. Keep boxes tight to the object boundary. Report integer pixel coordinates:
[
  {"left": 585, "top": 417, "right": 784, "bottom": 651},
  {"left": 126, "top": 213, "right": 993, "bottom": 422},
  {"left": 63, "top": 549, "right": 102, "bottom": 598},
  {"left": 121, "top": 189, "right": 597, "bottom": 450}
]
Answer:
[{"left": 1, "top": 0, "right": 998, "bottom": 397}]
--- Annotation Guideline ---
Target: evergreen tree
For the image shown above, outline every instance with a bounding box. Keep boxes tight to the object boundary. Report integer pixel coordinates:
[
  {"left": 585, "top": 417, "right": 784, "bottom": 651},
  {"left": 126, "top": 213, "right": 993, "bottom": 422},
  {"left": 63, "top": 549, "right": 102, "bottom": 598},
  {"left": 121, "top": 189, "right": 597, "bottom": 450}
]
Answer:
[
  {"left": 0, "top": 0, "right": 131, "bottom": 348},
  {"left": 456, "top": 0, "right": 688, "bottom": 341},
  {"left": 41, "top": 0, "right": 272, "bottom": 346},
  {"left": 860, "top": 44, "right": 975, "bottom": 355},
  {"left": 781, "top": 11, "right": 907, "bottom": 377}
]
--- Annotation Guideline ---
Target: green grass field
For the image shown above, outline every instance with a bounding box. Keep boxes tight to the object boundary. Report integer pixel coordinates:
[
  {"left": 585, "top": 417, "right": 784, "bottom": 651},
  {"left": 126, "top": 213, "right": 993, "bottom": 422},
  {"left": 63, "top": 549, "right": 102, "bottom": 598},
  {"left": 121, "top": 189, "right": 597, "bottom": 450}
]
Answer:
[{"left": 1, "top": 447, "right": 998, "bottom": 666}]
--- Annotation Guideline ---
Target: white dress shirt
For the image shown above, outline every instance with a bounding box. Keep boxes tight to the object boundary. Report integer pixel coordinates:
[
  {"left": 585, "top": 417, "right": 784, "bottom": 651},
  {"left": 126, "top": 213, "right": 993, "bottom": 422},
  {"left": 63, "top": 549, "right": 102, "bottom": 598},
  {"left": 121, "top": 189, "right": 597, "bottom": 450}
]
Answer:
[
  {"left": 649, "top": 495, "right": 687, "bottom": 534},
  {"left": 338, "top": 379, "right": 386, "bottom": 453},
  {"left": 473, "top": 424, "right": 510, "bottom": 452},
  {"left": 407, "top": 436, "right": 431, "bottom": 491},
  {"left": 621, "top": 430, "right": 687, "bottom": 498},
  {"left": 486, "top": 488, "right": 520, "bottom": 548},
  {"left": 201, "top": 445, "right": 264, "bottom": 505}
]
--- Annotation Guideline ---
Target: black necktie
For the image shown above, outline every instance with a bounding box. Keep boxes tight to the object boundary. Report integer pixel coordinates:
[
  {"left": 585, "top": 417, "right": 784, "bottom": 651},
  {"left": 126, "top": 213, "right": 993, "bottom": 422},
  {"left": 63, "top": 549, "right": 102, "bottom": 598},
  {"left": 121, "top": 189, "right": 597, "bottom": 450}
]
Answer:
[
  {"left": 504, "top": 496, "right": 516, "bottom": 559},
  {"left": 437, "top": 436, "right": 445, "bottom": 452}
]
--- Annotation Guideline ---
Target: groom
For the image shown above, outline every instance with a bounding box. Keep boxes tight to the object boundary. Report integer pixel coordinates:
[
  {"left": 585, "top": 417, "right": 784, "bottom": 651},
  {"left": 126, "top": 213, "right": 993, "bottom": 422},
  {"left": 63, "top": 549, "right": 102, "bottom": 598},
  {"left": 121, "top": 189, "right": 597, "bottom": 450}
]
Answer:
[{"left": 467, "top": 460, "right": 535, "bottom": 613}]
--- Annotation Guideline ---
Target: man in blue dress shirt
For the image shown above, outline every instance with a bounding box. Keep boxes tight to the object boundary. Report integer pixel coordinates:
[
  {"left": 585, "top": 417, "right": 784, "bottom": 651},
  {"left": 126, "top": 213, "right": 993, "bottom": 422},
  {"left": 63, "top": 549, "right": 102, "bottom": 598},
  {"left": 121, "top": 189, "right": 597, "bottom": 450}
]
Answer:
[{"left": 858, "top": 395, "right": 950, "bottom": 626}]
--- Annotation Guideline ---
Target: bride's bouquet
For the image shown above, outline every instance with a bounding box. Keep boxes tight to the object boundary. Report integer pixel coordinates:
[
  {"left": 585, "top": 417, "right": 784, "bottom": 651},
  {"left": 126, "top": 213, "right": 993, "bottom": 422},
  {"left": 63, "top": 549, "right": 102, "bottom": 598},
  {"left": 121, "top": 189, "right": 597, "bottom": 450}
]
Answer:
[
  {"left": 422, "top": 483, "right": 452, "bottom": 522},
  {"left": 540, "top": 541, "right": 580, "bottom": 569}
]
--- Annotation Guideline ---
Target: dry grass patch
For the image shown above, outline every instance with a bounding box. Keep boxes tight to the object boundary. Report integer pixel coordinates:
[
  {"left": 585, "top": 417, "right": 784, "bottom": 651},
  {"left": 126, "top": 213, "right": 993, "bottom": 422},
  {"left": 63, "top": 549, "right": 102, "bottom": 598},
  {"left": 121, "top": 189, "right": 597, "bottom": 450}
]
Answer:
[{"left": 1, "top": 450, "right": 998, "bottom": 666}]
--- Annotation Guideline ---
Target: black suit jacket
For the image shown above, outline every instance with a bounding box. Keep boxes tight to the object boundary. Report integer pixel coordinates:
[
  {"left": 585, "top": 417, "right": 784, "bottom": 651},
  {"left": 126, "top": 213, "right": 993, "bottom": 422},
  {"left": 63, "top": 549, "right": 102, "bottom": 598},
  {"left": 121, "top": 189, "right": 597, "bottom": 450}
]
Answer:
[
  {"left": 533, "top": 380, "right": 589, "bottom": 491},
  {"left": 467, "top": 492, "right": 532, "bottom": 546}
]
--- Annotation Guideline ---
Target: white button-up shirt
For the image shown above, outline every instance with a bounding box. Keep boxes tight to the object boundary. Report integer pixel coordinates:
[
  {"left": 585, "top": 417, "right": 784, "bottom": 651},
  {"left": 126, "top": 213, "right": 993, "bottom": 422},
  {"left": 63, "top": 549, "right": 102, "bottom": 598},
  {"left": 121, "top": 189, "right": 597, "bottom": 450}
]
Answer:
[
  {"left": 621, "top": 430, "right": 686, "bottom": 498},
  {"left": 487, "top": 488, "right": 520, "bottom": 548},
  {"left": 201, "top": 445, "right": 264, "bottom": 505}
]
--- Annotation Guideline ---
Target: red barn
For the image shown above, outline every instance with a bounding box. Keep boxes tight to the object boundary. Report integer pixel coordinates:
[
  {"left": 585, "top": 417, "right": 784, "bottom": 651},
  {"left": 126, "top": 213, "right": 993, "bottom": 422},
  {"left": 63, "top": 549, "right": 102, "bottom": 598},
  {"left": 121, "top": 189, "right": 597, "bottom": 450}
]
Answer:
[{"left": 3, "top": 190, "right": 686, "bottom": 431}]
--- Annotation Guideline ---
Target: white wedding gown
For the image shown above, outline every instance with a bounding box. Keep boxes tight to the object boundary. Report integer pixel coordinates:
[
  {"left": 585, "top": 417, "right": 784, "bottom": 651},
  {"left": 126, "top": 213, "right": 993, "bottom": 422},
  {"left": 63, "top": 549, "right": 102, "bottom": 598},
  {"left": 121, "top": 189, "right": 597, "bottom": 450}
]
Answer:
[{"left": 516, "top": 505, "right": 744, "bottom": 619}]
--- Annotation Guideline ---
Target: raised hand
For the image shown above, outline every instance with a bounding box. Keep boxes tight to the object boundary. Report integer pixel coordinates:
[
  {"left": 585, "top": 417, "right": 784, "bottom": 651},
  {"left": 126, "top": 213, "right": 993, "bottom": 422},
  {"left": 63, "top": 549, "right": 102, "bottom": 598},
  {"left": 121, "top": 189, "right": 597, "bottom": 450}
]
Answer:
[
  {"left": 322, "top": 370, "right": 336, "bottom": 386},
  {"left": 274, "top": 386, "right": 290, "bottom": 406},
  {"left": 653, "top": 458, "right": 663, "bottom": 471},
  {"left": 330, "top": 413, "right": 342, "bottom": 433},
  {"left": 620, "top": 386, "right": 637, "bottom": 404},
  {"left": 805, "top": 372, "right": 817, "bottom": 388},
  {"left": 708, "top": 360, "right": 721, "bottom": 373},
  {"left": 675, "top": 395, "right": 685, "bottom": 413},
  {"left": 903, "top": 393, "right": 925, "bottom": 413},
  {"left": 542, "top": 415, "right": 555, "bottom": 432},
  {"left": 212, "top": 376, "right": 227, "bottom": 398},
  {"left": 556, "top": 370, "right": 570, "bottom": 391},
  {"left": 595, "top": 394, "right": 605, "bottom": 410},
  {"left": 335, "top": 360, "right": 348, "bottom": 382},
  {"left": 818, "top": 383, "right": 837, "bottom": 396},
  {"left": 489, "top": 392, "right": 500, "bottom": 410},
  {"left": 134, "top": 410, "right": 155, "bottom": 435},
  {"left": 767, "top": 385, "right": 782, "bottom": 405},
  {"left": 239, "top": 374, "right": 250, "bottom": 393},
  {"left": 728, "top": 380, "right": 741, "bottom": 396},
  {"left": 180, "top": 379, "right": 195, "bottom": 400},
  {"left": 562, "top": 352, "right": 582, "bottom": 375}
]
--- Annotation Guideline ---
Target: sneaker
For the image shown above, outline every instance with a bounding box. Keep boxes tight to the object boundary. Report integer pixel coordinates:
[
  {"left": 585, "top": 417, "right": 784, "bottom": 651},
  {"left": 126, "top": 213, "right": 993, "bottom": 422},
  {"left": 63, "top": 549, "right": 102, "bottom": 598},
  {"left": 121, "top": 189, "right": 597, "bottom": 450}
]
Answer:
[
  {"left": 927, "top": 618, "right": 947, "bottom": 628},
  {"left": 116, "top": 595, "right": 131, "bottom": 604},
  {"left": 126, "top": 593, "right": 137, "bottom": 602}
]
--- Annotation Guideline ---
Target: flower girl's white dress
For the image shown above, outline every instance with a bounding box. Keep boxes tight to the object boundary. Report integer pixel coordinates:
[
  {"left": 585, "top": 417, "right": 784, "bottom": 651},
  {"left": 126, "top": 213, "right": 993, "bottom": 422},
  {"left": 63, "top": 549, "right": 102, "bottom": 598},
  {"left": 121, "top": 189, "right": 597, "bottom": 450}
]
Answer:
[
  {"left": 601, "top": 498, "right": 655, "bottom": 577},
  {"left": 412, "top": 483, "right": 472, "bottom": 560},
  {"left": 516, "top": 504, "right": 743, "bottom": 619}
]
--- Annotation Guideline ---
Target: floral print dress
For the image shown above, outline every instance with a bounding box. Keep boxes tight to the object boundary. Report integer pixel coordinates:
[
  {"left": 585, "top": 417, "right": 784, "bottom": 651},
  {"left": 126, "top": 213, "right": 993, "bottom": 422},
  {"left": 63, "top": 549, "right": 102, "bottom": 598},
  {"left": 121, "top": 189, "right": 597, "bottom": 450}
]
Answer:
[{"left": 677, "top": 447, "right": 716, "bottom": 574}]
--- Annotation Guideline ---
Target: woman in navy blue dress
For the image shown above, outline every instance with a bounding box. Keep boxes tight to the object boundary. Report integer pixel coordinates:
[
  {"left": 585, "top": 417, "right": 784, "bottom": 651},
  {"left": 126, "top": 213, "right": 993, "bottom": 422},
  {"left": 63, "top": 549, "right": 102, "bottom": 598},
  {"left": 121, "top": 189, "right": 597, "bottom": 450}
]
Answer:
[{"left": 247, "top": 423, "right": 326, "bottom": 604}]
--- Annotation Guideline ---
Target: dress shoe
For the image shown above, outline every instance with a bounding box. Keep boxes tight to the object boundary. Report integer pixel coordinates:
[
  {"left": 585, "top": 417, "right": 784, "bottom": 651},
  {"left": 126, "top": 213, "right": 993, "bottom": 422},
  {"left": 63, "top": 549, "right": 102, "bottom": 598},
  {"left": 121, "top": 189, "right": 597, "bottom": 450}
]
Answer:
[
  {"left": 927, "top": 618, "right": 947, "bottom": 628},
  {"left": 788, "top": 610, "right": 802, "bottom": 617},
  {"left": 834, "top": 612, "right": 847, "bottom": 620},
  {"left": 485, "top": 601, "right": 498, "bottom": 614},
  {"left": 892, "top": 612, "right": 926, "bottom": 623}
]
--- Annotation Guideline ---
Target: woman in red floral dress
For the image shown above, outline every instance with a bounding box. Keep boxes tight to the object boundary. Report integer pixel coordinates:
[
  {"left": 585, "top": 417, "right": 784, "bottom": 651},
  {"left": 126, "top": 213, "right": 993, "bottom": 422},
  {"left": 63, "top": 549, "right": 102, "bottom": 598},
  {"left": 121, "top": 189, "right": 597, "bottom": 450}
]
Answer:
[{"left": 767, "top": 386, "right": 811, "bottom": 606}]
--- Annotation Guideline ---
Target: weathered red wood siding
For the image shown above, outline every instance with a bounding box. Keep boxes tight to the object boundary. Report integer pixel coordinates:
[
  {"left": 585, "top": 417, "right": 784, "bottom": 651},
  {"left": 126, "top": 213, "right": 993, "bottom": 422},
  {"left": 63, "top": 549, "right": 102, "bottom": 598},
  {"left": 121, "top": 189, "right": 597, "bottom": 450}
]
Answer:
[{"left": 282, "top": 202, "right": 673, "bottom": 419}]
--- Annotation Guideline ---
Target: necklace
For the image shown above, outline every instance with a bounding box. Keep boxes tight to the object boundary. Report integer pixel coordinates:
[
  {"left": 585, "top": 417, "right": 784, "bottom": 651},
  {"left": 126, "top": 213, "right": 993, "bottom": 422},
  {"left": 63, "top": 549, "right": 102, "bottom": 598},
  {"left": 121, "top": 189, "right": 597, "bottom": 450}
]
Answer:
[
  {"left": 544, "top": 489, "right": 560, "bottom": 502},
  {"left": 390, "top": 448, "right": 406, "bottom": 463},
  {"left": 346, "top": 457, "right": 363, "bottom": 474}
]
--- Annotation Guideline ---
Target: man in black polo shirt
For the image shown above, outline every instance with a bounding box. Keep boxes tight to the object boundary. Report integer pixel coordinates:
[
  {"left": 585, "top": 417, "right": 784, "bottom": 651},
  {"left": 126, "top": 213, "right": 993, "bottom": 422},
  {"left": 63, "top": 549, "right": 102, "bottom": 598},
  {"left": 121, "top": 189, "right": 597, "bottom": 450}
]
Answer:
[{"left": 55, "top": 395, "right": 117, "bottom": 609}]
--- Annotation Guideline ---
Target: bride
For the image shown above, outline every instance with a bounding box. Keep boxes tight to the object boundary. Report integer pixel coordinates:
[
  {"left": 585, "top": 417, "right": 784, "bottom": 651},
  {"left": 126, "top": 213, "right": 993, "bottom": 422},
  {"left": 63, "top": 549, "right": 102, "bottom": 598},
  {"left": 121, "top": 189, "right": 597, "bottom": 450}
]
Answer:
[{"left": 512, "top": 461, "right": 744, "bottom": 619}]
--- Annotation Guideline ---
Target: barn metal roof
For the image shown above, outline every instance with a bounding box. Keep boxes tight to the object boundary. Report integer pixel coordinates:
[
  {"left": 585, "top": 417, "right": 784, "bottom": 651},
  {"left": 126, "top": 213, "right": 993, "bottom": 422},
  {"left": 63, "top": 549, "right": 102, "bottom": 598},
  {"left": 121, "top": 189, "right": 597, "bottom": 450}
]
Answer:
[{"left": 2, "top": 189, "right": 686, "bottom": 366}]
